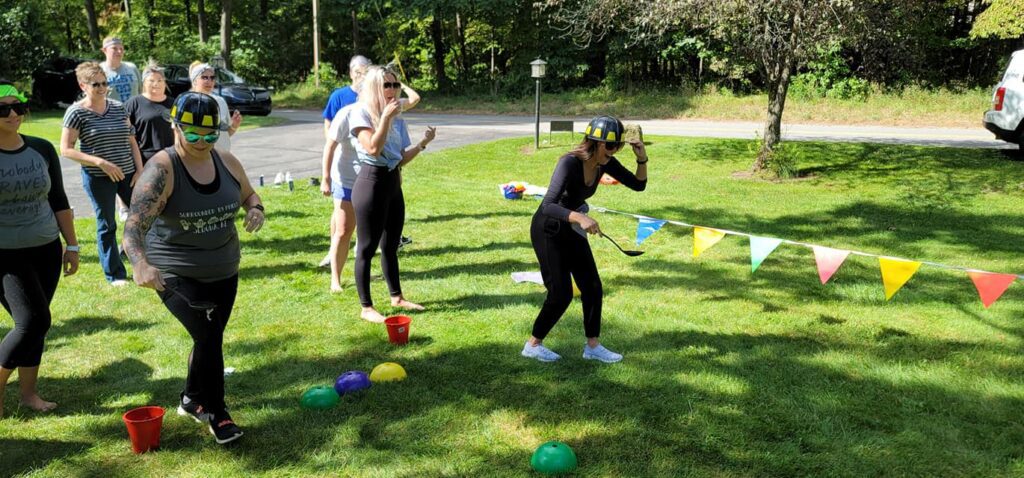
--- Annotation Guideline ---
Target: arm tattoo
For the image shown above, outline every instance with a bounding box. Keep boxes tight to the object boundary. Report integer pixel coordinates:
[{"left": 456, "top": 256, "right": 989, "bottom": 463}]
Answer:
[{"left": 124, "top": 162, "right": 169, "bottom": 266}]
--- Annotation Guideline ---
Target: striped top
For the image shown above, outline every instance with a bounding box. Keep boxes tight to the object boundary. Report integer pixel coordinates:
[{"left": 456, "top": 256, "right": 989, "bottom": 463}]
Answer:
[{"left": 62, "top": 100, "right": 136, "bottom": 177}]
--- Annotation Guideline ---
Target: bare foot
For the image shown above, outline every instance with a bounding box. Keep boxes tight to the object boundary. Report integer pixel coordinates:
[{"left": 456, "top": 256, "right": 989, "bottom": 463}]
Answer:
[
  {"left": 20, "top": 394, "right": 57, "bottom": 412},
  {"left": 330, "top": 284, "right": 344, "bottom": 293},
  {"left": 391, "top": 298, "right": 425, "bottom": 311},
  {"left": 360, "top": 307, "right": 387, "bottom": 323}
]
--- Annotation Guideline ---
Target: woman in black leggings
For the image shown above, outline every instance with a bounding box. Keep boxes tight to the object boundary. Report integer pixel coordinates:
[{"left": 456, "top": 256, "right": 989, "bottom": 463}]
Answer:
[
  {"left": 0, "top": 81, "right": 79, "bottom": 417},
  {"left": 124, "top": 92, "right": 264, "bottom": 444},
  {"left": 349, "top": 66, "right": 435, "bottom": 323},
  {"left": 522, "top": 116, "right": 648, "bottom": 364}
]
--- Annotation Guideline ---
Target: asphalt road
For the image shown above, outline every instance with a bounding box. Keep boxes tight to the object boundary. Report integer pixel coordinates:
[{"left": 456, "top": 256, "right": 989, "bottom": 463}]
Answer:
[{"left": 60, "top": 110, "right": 1014, "bottom": 217}]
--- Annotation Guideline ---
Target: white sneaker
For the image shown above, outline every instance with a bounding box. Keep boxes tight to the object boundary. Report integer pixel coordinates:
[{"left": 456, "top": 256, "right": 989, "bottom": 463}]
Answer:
[
  {"left": 110, "top": 279, "right": 129, "bottom": 287},
  {"left": 521, "top": 341, "right": 561, "bottom": 362},
  {"left": 583, "top": 344, "right": 622, "bottom": 363},
  {"left": 318, "top": 253, "right": 331, "bottom": 268},
  {"left": 118, "top": 208, "right": 129, "bottom": 222}
]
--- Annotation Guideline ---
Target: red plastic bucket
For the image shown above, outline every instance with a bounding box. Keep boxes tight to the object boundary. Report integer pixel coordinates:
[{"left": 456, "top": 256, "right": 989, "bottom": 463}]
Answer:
[
  {"left": 122, "top": 406, "right": 165, "bottom": 453},
  {"left": 384, "top": 315, "right": 412, "bottom": 345}
]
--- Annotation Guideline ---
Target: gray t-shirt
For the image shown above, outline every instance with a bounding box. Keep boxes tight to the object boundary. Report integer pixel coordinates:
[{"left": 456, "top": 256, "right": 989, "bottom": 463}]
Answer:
[
  {"left": 327, "top": 104, "right": 359, "bottom": 189},
  {"left": 101, "top": 61, "right": 141, "bottom": 103},
  {"left": 348, "top": 104, "right": 411, "bottom": 171},
  {"left": 0, "top": 136, "right": 71, "bottom": 249},
  {"left": 211, "top": 94, "right": 233, "bottom": 152}
]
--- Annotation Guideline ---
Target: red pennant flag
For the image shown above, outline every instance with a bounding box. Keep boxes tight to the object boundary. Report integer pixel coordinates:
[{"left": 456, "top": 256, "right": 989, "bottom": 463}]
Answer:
[
  {"left": 968, "top": 271, "right": 1017, "bottom": 309},
  {"left": 812, "top": 246, "right": 851, "bottom": 284}
]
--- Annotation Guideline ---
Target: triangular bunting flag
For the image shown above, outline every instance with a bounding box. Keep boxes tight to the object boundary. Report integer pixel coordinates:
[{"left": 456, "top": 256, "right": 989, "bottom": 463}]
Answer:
[
  {"left": 968, "top": 271, "right": 1017, "bottom": 309},
  {"left": 636, "top": 218, "right": 667, "bottom": 245},
  {"left": 749, "top": 237, "right": 784, "bottom": 273},
  {"left": 812, "top": 246, "right": 851, "bottom": 284},
  {"left": 693, "top": 227, "right": 726, "bottom": 258},
  {"left": 879, "top": 257, "right": 922, "bottom": 300}
]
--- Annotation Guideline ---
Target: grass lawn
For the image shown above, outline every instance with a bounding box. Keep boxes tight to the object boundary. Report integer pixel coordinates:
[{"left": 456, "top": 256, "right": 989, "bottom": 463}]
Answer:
[
  {"left": 274, "top": 85, "right": 991, "bottom": 128},
  {"left": 18, "top": 109, "right": 287, "bottom": 146},
  {"left": 2, "top": 136, "right": 1024, "bottom": 477}
]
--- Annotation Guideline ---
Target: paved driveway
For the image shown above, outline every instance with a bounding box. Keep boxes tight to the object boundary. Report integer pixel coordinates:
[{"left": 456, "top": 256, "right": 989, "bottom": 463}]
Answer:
[{"left": 60, "top": 110, "right": 1013, "bottom": 217}]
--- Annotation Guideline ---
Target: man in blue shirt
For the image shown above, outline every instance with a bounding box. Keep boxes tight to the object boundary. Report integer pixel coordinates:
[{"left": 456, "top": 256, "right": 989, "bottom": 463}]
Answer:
[{"left": 322, "top": 55, "right": 372, "bottom": 137}]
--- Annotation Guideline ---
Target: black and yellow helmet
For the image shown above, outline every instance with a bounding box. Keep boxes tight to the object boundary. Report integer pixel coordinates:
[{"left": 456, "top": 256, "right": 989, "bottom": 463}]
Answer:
[
  {"left": 170, "top": 92, "right": 220, "bottom": 129},
  {"left": 584, "top": 115, "right": 625, "bottom": 143}
]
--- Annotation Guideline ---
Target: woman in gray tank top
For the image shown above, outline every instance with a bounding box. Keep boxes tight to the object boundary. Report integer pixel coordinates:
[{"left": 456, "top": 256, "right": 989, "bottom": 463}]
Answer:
[{"left": 123, "top": 92, "right": 264, "bottom": 445}]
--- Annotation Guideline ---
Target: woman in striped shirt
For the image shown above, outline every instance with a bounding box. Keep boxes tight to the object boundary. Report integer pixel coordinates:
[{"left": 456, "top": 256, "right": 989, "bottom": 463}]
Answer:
[{"left": 60, "top": 61, "right": 143, "bottom": 285}]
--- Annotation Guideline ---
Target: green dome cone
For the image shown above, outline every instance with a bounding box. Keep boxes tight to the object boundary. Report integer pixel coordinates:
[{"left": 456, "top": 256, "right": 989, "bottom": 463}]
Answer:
[
  {"left": 530, "top": 441, "right": 577, "bottom": 474},
  {"left": 300, "top": 385, "right": 339, "bottom": 410}
]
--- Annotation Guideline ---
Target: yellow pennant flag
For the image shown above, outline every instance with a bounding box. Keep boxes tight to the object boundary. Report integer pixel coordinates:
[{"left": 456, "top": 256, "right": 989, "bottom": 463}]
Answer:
[
  {"left": 693, "top": 227, "right": 726, "bottom": 258},
  {"left": 879, "top": 257, "right": 922, "bottom": 300}
]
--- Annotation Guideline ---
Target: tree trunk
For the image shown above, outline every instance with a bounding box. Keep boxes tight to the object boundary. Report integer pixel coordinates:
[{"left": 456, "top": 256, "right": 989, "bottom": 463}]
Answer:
[
  {"left": 198, "top": 0, "right": 208, "bottom": 42},
  {"left": 63, "top": 3, "right": 75, "bottom": 52},
  {"left": 455, "top": 12, "right": 468, "bottom": 77},
  {"left": 351, "top": 10, "right": 359, "bottom": 53},
  {"left": 83, "top": 0, "right": 101, "bottom": 49},
  {"left": 754, "top": 49, "right": 795, "bottom": 173},
  {"left": 184, "top": 0, "right": 192, "bottom": 30},
  {"left": 429, "top": 13, "right": 450, "bottom": 92},
  {"left": 260, "top": 0, "right": 267, "bottom": 20},
  {"left": 147, "top": 0, "right": 156, "bottom": 47},
  {"left": 124, "top": 0, "right": 132, "bottom": 18},
  {"left": 220, "top": 0, "right": 233, "bottom": 69}
]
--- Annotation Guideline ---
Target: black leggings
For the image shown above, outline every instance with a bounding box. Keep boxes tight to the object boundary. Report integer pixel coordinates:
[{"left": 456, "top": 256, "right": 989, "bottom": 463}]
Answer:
[
  {"left": 352, "top": 165, "right": 405, "bottom": 307},
  {"left": 157, "top": 274, "right": 238, "bottom": 412},
  {"left": 0, "top": 240, "right": 62, "bottom": 369},
  {"left": 529, "top": 213, "right": 603, "bottom": 340}
]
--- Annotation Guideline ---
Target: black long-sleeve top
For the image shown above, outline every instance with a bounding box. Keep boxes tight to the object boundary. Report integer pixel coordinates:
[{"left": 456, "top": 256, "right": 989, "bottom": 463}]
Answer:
[{"left": 538, "top": 153, "right": 646, "bottom": 222}]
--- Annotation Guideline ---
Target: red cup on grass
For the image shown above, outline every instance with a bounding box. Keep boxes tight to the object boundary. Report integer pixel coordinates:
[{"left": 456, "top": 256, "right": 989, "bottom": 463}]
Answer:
[
  {"left": 384, "top": 315, "right": 412, "bottom": 345},
  {"left": 122, "top": 406, "right": 165, "bottom": 453}
]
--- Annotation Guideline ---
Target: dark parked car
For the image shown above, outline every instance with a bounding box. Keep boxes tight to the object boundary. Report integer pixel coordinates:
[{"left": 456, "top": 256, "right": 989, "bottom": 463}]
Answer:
[
  {"left": 164, "top": 65, "right": 272, "bottom": 116},
  {"left": 31, "top": 58, "right": 273, "bottom": 116},
  {"left": 31, "top": 57, "right": 88, "bottom": 106}
]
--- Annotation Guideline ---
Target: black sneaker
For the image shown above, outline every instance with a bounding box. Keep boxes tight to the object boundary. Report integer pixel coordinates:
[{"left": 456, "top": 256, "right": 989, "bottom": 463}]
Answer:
[
  {"left": 208, "top": 409, "right": 243, "bottom": 445},
  {"left": 177, "top": 394, "right": 212, "bottom": 423},
  {"left": 397, "top": 236, "right": 413, "bottom": 251}
]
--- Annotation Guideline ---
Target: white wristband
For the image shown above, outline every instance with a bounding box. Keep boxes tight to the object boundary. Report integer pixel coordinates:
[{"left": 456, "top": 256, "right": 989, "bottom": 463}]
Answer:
[{"left": 65, "top": 245, "right": 80, "bottom": 252}]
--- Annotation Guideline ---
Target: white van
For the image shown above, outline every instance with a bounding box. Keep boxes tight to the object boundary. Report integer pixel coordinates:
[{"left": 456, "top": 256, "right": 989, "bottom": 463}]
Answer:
[{"left": 984, "top": 49, "right": 1024, "bottom": 152}]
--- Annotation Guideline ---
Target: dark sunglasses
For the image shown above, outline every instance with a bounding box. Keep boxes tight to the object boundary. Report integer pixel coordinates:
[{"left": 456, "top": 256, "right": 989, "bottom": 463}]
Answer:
[
  {"left": 200, "top": 75, "right": 216, "bottom": 81},
  {"left": 89, "top": 81, "right": 109, "bottom": 88},
  {"left": 0, "top": 103, "right": 29, "bottom": 117},
  {"left": 180, "top": 127, "right": 220, "bottom": 144},
  {"left": 383, "top": 82, "right": 401, "bottom": 89},
  {"left": 605, "top": 141, "right": 623, "bottom": 150}
]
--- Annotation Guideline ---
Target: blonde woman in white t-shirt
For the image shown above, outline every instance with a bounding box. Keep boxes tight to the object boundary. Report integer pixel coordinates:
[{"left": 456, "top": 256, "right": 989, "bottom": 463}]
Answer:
[{"left": 189, "top": 62, "right": 241, "bottom": 152}]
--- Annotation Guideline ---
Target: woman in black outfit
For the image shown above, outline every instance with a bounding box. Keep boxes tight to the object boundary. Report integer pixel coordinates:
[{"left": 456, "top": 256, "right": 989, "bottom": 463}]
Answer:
[
  {"left": 349, "top": 66, "right": 435, "bottom": 323},
  {"left": 124, "top": 92, "right": 265, "bottom": 444},
  {"left": 125, "top": 62, "right": 174, "bottom": 164},
  {"left": 522, "top": 116, "right": 648, "bottom": 364},
  {"left": 0, "top": 81, "right": 79, "bottom": 417}
]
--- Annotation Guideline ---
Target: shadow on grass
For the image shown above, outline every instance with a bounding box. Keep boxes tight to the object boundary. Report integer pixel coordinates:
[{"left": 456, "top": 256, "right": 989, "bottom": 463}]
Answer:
[
  {"left": 12, "top": 325, "right": 1024, "bottom": 476},
  {"left": 648, "top": 199, "right": 1024, "bottom": 257},
  {"left": 409, "top": 211, "right": 524, "bottom": 224},
  {"left": 47, "top": 316, "right": 156, "bottom": 339},
  {"left": 221, "top": 331, "right": 1024, "bottom": 475},
  {"left": 0, "top": 438, "right": 91, "bottom": 477}
]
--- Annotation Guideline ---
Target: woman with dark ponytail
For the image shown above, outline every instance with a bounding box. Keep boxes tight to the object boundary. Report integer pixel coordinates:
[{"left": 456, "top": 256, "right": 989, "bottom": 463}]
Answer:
[{"left": 522, "top": 116, "right": 649, "bottom": 364}]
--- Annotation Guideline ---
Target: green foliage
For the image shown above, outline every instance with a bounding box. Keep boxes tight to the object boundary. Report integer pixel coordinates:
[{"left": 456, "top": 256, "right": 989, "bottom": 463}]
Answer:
[
  {"left": 304, "top": 61, "right": 342, "bottom": 89},
  {"left": 789, "top": 45, "right": 871, "bottom": 101},
  {"left": 0, "top": 2, "right": 55, "bottom": 81},
  {"left": 971, "top": 0, "right": 1024, "bottom": 39}
]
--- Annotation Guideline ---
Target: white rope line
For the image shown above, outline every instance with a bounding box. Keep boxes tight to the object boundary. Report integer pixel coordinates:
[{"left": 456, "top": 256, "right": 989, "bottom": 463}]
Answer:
[{"left": 591, "top": 205, "right": 1024, "bottom": 280}]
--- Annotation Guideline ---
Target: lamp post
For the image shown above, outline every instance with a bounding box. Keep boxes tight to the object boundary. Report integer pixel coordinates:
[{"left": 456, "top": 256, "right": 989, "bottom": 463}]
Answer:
[{"left": 530, "top": 58, "right": 547, "bottom": 150}]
